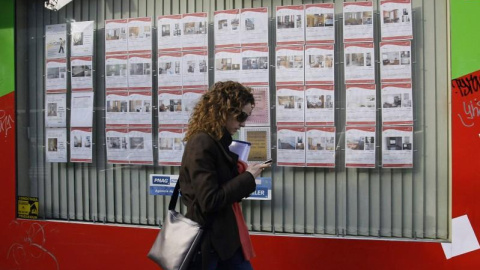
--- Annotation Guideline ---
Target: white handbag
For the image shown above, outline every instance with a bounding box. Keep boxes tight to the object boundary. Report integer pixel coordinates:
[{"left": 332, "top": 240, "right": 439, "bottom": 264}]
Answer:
[{"left": 148, "top": 182, "right": 203, "bottom": 270}]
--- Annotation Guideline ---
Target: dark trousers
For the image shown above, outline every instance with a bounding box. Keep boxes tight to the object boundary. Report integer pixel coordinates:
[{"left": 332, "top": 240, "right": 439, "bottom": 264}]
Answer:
[{"left": 189, "top": 248, "right": 253, "bottom": 270}]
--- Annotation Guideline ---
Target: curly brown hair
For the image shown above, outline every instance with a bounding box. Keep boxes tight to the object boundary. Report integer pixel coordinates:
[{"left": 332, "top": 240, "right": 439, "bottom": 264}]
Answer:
[{"left": 184, "top": 81, "right": 255, "bottom": 141}]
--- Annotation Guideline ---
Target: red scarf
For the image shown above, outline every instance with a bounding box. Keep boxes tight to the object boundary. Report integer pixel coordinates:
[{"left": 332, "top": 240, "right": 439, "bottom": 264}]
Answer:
[{"left": 234, "top": 161, "right": 256, "bottom": 261}]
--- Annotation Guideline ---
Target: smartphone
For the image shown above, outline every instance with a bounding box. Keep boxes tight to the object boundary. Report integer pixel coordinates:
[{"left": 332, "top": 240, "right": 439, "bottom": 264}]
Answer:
[{"left": 263, "top": 159, "right": 273, "bottom": 164}]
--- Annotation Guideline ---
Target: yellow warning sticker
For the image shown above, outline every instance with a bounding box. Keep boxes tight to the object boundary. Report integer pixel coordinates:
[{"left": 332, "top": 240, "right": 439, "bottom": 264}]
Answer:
[{"left": 17, "top": 196, "right": 39, "bottom": 219}]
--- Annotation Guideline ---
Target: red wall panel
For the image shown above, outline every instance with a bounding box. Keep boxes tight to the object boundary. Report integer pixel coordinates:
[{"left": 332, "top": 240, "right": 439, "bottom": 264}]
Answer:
[{"left": 2, "top": 1, "right": 480, "bottom": 268}]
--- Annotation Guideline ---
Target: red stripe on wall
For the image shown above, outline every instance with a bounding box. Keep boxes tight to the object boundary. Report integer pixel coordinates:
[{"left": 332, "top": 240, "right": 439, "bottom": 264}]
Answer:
[
  {"left": 0, "top": 91, "right": 16, "bottom": 222},
  {"left": 0, "top": 92, "right": 17, "bottom": 270}
]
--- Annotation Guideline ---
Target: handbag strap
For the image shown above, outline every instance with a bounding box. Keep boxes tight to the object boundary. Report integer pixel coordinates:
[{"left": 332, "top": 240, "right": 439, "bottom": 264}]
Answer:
[
  {"left": 168, "top": 180, "right": 182, "bottom": 210},
  {"left": 169, "top": 180, "right": 199, "bottom": 211},
  {"left": 169, "top": 180, "right": 216, "bottom": 229}
]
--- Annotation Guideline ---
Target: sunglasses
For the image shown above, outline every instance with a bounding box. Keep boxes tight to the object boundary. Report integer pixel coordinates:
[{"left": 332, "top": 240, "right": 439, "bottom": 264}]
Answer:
[{"left": 235, "top": 111, "right": 250, "bottom": 122}]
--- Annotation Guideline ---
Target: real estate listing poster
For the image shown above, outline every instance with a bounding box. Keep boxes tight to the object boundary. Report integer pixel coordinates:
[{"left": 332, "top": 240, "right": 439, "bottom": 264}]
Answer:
[
  {"left": 215, "top": 47, "right": 241, "bottom": 83},
  {"left": 276, "top": 5, "right": 305, "bottom": 45},
  {"left": 128, "top": 53, "right": 152, "bottom": 90},
  {"left": 343, "top": 2, "right": 374, "bottom": 43},
  {"left": 106, "top": 128, "right": 129, "bottom": 164},
  {"left": 157, "top": 14, "right": 183, "bottom": 51},
  {"left": 105, "top": 19, "right": 128, "bottom": 55},
  {"left": 344, "top": 42, "right": 375, "bottom": 84},
  {"left": 277, "top": 126, "right": 306, "bottom": 166},
  {"left": 346, "top": 84, "right": 377, "bottom": 126},
  {"left": 182, "top": 50, "right": 208, "bottom": 89},
  {"left": 240, "top": 47, "right": 269, "bottom": 86},
  {"left": 276, "top": 46, "right": 305, "bottom": 86},
  {"left": 305, "top": 44, "right": 335, "bottom": 85},
  {"left": 71, "top": 21, "right": 94, "bottom": 57},
  {"left": 182, "top": 13, "right": 208, "bottom": 51},
  {"left": 345, "top": 126, "right": 376, "bottom": 168},
  {"left": 128, "top": 90, "right": 152, "bottom": 127},
  {"left": 381, "top": 83, "right": 413, "bottom": 125},
  {"left": 305, "top": 85, "right": 335, "bottom": 126},
  {"left": 306, "top": 126, "right": 336, "bottom": 167},
  {"left": 46, "top": 59, "right": 67, "bottom": 92},
  {"left": 105, "top": 54, "right": 128, "bottom": 90},
  {"left": 158, "top": 90, "right": 185, "bottom": 126},
  {"left": 245, "top": 86, "right": 270, "bottom": 126},
  {"left": 45, "top": 24, "right": 67, "bottom": 59},
  {"left": 70, "top": 91, "right": 94, "bottom": 127},
  {"left": 158, "top": 128, "right": 185, "bottom": 166},
  {"left": 240, "top": 127, "right": 271, "bottom": 163},
  {"left": 70, "top": 127, "right": 93, "bottom": 163},
  {"left": 128, "top": 17, "right": 152, "bottom": 54},
  {"left": 305, "top": 3, "right": 335, "bottom": 44},
  {"left": 182, "top": 89, "right": 205, "bottom": 124},
  {"left": 105, "top": 90, "right": 129, "bottom": 127},
  {"left": 46, "top": 128, "right": 68, "bottom": 163},
  {"left": 382, "top": 125, "right": 413, "bottom": 168},
  {"left": 106, "top": 128, "right": 153, "bottom": 165},
  {"left": 380, "top": 0, "right": 413, "bottom": 41},
  {"left": 71, "top": 56, "right": 93, "bottom": 90},
  {"left": 214, "top": 9, "right": 241, "bottom": 48},
  {"left": 240, "top": 7, "right": 268, "bottom": 47},
  {"left": 126, "top": 128, "right": 154, "bottom": 165},
  {"left": 276, "top": 86, "right": 305, "bottom": 126},
  {"left": 158, "top": 51, "right": 183, "bottom": 90},
  {"left": 380, "top": 40, "right": 412, "bottom": 83},
  {"left": 45, "top": 93, "right": 67, "bottom": 128}
]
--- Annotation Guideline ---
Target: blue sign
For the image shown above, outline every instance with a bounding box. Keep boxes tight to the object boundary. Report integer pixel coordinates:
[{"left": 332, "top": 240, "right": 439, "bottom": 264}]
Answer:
[
  {"left": 149, "top": 174, "right": 271, "bottom": 200},
  {"left": 247, "top": 177, "right": 272, "bottom": 200},
  {"left": 249, "top": 187, "right": 269, "bottom": 198},
  {"left": 152, "top": 175, "right": 171, "bottom": 185},
  {"left": 149, "top": 186, "right": 175, "bottom": 196},
  {"left": 149, "top": 174, "right": 178, "bottom": 196}
]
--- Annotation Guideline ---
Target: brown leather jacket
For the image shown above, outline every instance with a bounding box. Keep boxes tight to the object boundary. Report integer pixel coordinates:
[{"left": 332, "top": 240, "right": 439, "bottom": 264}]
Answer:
[{"left": 178, "top": 131, "right": 256, "bottom": 261}]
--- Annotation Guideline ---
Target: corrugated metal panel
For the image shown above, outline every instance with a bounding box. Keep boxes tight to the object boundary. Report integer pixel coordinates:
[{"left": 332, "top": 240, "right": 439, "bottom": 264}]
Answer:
[{"left": 15, "top": 0, "right": 450, "bottom": 241}]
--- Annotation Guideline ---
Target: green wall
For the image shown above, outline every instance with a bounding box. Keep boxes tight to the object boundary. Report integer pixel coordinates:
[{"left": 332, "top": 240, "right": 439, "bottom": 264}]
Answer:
[
  {"left": 451, "top": 0, "right": 480, "bottom": 79},
  {"left": 0, "top": 0, "right": 14, "bottom": 97}
]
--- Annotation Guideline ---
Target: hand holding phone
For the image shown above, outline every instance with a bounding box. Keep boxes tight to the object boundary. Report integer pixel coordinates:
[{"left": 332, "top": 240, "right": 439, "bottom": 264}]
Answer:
[
  {"left": 247, "top": 159, "right": 272, "bottom": 177},
  {"left": 263, "top": 159, "right": 273, "bottom": 164}
]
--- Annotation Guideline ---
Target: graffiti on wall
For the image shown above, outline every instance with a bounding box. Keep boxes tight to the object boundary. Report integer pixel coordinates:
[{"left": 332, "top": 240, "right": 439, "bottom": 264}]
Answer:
[
  {"left": 0, "top": 109, "right": 14, "bottom": 137},
  {"left": 452, "top": 70, "right": 480, "bottom": 128},
  {"left": 7, "top": 221, "right": 59, "bottom": 269}
]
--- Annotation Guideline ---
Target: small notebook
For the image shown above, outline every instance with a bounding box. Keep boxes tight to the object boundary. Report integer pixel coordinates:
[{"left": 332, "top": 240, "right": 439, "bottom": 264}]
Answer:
[{"left": 229, "top": 140, "right": 251, "bottom": 161}]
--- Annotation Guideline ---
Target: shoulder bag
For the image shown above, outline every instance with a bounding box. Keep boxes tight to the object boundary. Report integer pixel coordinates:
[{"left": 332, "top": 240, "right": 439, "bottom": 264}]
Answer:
[{"left": 148, "top": 181, "right": 203, "bottom": 270}]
